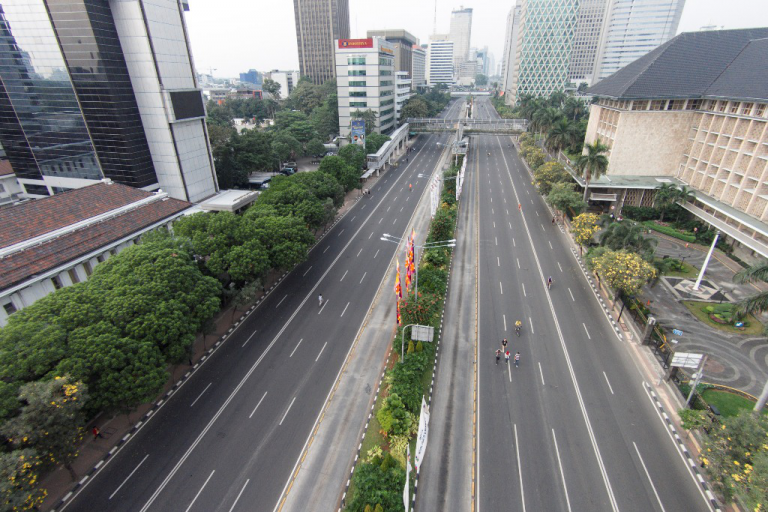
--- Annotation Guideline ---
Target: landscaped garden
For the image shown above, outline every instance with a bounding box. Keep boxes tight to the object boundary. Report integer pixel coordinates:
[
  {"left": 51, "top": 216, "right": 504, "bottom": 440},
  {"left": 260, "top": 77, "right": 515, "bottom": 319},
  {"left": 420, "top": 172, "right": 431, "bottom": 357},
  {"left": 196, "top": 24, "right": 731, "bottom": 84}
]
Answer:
[{"left": 681, "top": 300, "right": 764, "bottom": 335}]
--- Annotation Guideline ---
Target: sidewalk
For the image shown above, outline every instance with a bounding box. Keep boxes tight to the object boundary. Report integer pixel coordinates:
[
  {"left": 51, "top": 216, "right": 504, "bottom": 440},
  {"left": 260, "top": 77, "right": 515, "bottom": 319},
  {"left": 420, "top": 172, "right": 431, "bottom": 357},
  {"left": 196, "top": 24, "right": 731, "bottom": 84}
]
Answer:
[{"left": 39, "top": 170, "right": 388, "bottom": 511}]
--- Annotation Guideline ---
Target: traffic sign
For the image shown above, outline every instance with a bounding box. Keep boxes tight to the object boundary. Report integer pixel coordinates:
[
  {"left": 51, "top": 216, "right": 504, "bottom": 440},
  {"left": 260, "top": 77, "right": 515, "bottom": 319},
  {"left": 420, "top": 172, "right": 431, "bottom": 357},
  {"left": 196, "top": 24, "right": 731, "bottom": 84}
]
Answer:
[
  {"left": 671, "top": 352, "right": 703, "bottom": 369},
  {"left": 672, "top": 328, "right": 683, "bottom": 336}
]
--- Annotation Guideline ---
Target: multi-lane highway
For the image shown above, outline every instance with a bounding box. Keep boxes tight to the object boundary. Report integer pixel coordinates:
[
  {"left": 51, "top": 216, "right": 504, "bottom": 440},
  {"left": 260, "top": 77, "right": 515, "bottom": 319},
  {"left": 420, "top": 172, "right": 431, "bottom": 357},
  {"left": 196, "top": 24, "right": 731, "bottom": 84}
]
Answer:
[
  {"left": 470, "top": 96, "right": 712, "bottom": 512},
  {"left": 62, "top": 100, "right": 463, "bottom": 512}
]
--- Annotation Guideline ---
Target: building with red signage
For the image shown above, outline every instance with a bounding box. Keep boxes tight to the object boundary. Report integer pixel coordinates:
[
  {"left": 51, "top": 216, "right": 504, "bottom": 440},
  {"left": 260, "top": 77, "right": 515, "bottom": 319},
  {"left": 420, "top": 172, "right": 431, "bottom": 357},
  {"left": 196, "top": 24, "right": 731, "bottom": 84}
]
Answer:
[{"left": 336, "top": 38, "right": 398, "bottom": 140}]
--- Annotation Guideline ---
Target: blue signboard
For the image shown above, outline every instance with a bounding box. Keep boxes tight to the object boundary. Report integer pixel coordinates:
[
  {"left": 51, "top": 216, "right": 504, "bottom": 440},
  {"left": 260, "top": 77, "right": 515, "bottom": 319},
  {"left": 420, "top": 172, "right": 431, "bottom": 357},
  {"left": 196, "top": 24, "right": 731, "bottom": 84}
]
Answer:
[{"left": 351, "top": 119, "right": 366, "bottom": 146}]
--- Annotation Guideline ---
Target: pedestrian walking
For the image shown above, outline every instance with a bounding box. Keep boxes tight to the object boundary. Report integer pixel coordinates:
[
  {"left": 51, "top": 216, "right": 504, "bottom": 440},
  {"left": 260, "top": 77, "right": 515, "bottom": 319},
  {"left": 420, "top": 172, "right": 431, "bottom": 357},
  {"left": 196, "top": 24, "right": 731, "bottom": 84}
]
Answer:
[
  {"left": 514, "top": 352, "right": 520, "bottom": 367},
  {"left": 518, "top": 203, "right": 522, "bottom": 211},
  {"left": 318, "top": 294, "right": 323, "bottom": 307},
  {"left": 409, "top": 183, "right": 413, "bottom": 192},
  {"left": 495, "top": 349, "right": 501, "bottom": 365},
  {"left": 501, "top": 338, "right": 508, "bottom": 352},
  {"left": 92, "top": 426, "right": 103, "bottom": 439},
  {"left": 505, "top": 351, "right": 510, "bottom": 364},
  {"left": 552, "top": 217, "right": 555, "bottom": 225}
]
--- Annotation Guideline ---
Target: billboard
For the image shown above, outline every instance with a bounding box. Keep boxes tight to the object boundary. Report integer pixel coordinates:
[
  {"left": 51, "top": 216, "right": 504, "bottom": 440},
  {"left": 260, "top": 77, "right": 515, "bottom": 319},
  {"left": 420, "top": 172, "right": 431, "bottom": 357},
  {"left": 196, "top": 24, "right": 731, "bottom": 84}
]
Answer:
[
  {"left": 351, "top": 120, "right": 366, "bottom": 146},
  {"left": 338, "top": 38, "right": 373, "bottom": 49}
]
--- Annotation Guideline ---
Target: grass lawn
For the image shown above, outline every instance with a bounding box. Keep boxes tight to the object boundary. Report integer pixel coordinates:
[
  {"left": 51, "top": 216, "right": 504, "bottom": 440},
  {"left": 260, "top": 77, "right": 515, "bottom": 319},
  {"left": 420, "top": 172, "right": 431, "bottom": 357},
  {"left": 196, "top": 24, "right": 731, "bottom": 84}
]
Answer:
[
  {"left": 701, "top": 389, "right": 760, "bottom": 418},
  {"left": 656, "top": 258, "right": 698, "bottom": 277},
  {"left": 681, "top": 300, "right": 764, "bottom": 335}
]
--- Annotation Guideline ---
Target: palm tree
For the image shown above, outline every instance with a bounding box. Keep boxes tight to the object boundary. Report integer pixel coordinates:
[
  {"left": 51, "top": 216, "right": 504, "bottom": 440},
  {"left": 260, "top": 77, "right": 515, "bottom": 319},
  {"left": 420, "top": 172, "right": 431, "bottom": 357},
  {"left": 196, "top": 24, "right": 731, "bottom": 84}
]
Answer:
[
  {"left": 548, "top": 90, "right": 566, "bottom": 108},
  {"left": 546, "top": 118, "right": 576, "bottom": 153},
  {"left": 599, "top": 221, "right": 657, "bottom": 260},
  {"left": 576, "top": 139, "right": 609, "bottom": 202},
  {"left": 733, "top": 260, "right": 768, "bottom": 412},
  {"left": 563, "top": 97, "right": 587, "bottom": 122},
  {"left": 675, "top": 185, "right": 695, "bottom": 221},
  {"left": 533, "top": 107, "right": 563, "bottom": 137},
  {"left": 654, "top": 183, "right": 678, "bottom": 222}
]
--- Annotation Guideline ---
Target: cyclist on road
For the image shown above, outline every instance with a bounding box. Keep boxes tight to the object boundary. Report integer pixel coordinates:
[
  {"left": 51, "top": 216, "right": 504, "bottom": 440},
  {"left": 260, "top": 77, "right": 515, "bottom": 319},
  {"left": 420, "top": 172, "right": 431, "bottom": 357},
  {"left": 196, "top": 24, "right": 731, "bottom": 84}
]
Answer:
[
  {"left": 495, "top": 349, "right": 501, "bottom": 365},
  {"left": 547, "top": 276, "right": 553, "bottom": 289},
  {"left": 515, "top": 320, "right": 522, "bottom": 336},
  {"left": 318, "top": 294, "right": 323, "bottom": 307}
]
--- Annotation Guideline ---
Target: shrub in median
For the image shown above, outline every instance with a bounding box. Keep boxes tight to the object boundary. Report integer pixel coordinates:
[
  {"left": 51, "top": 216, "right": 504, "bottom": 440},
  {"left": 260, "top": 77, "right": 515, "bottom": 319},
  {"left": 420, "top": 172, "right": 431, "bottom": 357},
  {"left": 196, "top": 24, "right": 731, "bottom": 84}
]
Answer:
[{"left": 642, "top": 221, "right": 696, "bottom": 243}]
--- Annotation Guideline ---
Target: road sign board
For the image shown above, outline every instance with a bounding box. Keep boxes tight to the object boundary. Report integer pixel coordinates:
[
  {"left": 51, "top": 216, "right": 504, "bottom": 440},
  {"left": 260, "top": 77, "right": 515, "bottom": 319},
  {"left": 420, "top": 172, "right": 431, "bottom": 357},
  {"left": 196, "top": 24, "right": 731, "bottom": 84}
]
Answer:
[
  {"left": 671, "top": 352, "right": 703, "bottom": 369},
  {"left": 672, "top": 329, "right": 683, "bottom": 336},
  {"left": 412, "top": 325, "right": 435, "bottom": 342}
]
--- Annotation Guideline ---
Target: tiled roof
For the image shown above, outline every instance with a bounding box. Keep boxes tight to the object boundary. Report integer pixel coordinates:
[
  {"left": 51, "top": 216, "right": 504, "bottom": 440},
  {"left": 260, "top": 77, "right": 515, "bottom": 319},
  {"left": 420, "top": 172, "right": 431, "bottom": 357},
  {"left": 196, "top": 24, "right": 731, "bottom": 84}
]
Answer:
[
  {"left": 587, "top": 28, "right": 768, "bottom": 101},
  {"left": 0, "top": 182, "right": 153, "bottom": 249},
  {"left": 0, "top": 194, "right": 190, "bottom": 292},
  {"left": 705, "top": 38, "right": 768, "bottom": 102},
  {"left": 0, "top": 160, "right": 13, "bottom": 177}
]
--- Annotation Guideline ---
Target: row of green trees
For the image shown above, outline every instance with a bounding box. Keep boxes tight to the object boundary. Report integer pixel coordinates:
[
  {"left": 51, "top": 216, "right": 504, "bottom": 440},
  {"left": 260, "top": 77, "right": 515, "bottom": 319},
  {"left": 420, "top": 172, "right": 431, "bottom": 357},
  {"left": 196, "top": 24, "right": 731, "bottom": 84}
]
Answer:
[
  {"left": 348, "top": 162, "right": 461, "bottom": 511},
  {"left": 398, "top": 88, "right": 452, "bottom": 120}
]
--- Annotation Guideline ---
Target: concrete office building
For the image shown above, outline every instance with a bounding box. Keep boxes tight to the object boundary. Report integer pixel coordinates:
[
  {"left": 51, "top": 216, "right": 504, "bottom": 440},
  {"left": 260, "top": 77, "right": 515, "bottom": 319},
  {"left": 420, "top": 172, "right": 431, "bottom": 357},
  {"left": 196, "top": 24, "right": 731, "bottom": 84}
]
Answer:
[
  {"left": 508, "top": 0, "right": 579, "bottom": 103},
  {"left": 366, "top": 29, "right": 419, "bottom": 77},
  {"left": 411, "top": 45, "right": 427, "bottom": 90},
  {"left": 501, "top": 4, "right": 522, "bottom": 103},
  {"left": 585, "top": 28, "right": 768, "bottom": 260},
  {"left": 0, "top": 0, "right": 218, "bottom": 203},
  {"left": 449, "top": 6, "right": 473, "bottom": 67},
  {"left": 395, "top": 71, "right": 412, "bottom": 120},
  {"left": 293, "top": 0, "right": 350, "bottom": 85},
  {"left": 426, "top": 35, "right": 455, "bottom": 86},
  {"left": 336, "top": 38, "right": 396, "bottom": 138},
  {"left": 267, "top": 70, "right": 300, "bottom": 97},
  {"left": 239, "top": 69, "right": 262, "bottom": 87},
  {"left": 593, "top": 0, "right": 685, "bottom": 81},
  {"left": 568, "top": 0, "right": 609, "bottom": 85}
]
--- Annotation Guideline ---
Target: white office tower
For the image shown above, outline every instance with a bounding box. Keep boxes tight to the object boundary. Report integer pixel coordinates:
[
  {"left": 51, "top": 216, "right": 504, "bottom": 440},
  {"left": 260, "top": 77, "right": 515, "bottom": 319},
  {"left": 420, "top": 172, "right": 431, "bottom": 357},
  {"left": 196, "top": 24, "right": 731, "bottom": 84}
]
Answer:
[
  {"left": 411, "top": 45, "right": 427, "bottom": 90},
  {"left": 267, "top": 70, "right": 300, "bottom": 97},
  {"left": 593, "top": 0, "right": 685, "bottom": 81},
  {"left": 335, "top": 38, "right": 397, "bottom": 138},
  {"left": 395, "top": 72, "right": 412, "bottom": 120},
  {"left": 568, "top": 0, "right": 610, "bottom": 85},
  {"left": 426, "top": 35, "right": 455, "bottom": 86},
  {"left": 501, "top": 3, "right": 522, "bottom": 103},
  {"left": 449, "top": 7, "right": 473, "bottom": 66}
]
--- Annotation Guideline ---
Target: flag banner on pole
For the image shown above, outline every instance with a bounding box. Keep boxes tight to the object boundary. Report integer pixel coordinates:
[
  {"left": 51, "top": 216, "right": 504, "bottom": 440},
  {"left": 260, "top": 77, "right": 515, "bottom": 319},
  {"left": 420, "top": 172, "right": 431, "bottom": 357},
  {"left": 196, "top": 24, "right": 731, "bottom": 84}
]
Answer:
[
  {"left": 397, "top": 298, "right": 402, "bottom": 326},
  {"left": 395, "top": 260, "right": 402, "bottom": 299},
  {"left": 408, "top": 230, "right": 416, "bottom": 283},
  {"left": 414, "top": 396, "right": 430, "bottom": 470},
  {"left": 403, "top": 444, "right": 411, "bottom": 511}
]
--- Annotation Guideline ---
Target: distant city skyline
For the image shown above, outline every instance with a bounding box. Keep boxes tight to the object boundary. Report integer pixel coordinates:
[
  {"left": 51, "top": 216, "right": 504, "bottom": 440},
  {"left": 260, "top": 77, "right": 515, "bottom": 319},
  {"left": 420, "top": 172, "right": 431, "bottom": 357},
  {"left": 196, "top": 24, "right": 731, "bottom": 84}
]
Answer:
[{"left": 185, "top": 0, "right": 768, "bottom": 78}]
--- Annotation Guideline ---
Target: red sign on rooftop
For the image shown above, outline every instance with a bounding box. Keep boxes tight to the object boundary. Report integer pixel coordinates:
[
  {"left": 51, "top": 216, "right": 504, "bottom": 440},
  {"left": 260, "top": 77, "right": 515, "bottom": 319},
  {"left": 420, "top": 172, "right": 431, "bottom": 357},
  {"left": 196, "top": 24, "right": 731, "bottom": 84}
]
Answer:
[{"left": 339, "top": 38, "right": 373, "bottom": 49}]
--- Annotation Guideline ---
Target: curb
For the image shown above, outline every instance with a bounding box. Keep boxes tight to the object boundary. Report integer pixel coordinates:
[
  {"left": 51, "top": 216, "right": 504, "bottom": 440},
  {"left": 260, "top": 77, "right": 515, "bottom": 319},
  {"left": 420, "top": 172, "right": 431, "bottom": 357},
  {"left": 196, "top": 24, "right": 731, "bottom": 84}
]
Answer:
[
  {"left": 644, "top": 382, "right": 721, "bottom": 511},
  {"left": 569, "top": 247, "right": 624, "bottom": 341}
]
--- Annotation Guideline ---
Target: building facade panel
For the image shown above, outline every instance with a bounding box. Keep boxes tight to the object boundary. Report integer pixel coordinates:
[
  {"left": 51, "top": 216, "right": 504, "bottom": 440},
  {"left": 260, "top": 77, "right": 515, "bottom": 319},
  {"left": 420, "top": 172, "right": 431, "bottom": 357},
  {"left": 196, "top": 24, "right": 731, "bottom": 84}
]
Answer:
[{"left": 294, "top": 0, "right": 350, "bottom": 85}]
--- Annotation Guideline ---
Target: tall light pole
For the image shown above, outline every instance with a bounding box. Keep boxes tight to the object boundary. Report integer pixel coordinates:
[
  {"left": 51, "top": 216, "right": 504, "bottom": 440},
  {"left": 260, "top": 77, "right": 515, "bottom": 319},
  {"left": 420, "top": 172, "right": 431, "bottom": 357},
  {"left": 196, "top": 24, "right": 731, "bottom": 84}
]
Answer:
[{"left": 381, "top": 234, "right": 456, "bottom": 297}]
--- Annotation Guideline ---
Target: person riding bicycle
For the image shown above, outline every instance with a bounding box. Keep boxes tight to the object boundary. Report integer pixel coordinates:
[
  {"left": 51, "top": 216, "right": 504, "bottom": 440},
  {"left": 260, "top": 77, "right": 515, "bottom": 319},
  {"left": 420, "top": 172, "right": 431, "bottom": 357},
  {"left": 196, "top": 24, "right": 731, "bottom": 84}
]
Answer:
[
  {"left": 515, "top": 320, "right": 522, "bottom": 334},
  {"left": 318, "top": 294, "right": 323, "bottom": 307},
  {"left": 547, "top": 276, "right": 553, "bottom": 289}
]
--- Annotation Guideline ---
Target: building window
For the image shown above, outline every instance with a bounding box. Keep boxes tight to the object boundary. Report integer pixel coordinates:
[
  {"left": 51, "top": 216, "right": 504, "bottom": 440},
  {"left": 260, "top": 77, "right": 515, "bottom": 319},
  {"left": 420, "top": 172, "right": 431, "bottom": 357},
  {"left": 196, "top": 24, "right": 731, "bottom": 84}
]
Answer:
[
  {"left": 51, "top": 275, "right": 63, "bottom": 290},
  {"left": 2, "top": 302, "right": 16, "bottom": 316},
  {"left": 381, "top": 108, "right": 394, "bottom": 116},
  {"left": 667, "top": 100, "right": 685, "bottom": 110},
  {"left": 757, "top": 104, "right": 766, "bottom": 117},
  {"left": 350, "top": 102, "right": 368, "bottom": 107},
  {"left": 717, "top": 101, "right": 727, "bottom": 112},
  {"left": 380, "top": 70, "right": 392, "bottom": 76},
  {"left": 631, "top": 101, "right": 646, "bottom": 111},
  {"left": 380, "top": 81, "right": 393, "bottom": 86},
  {"left": 83, "top": 261, "right": 93, "bottom": 276},
  {"left": 741, "top": 103, "right": 753, "bottom": 115},
  {"left": 349, "top": 81, "right": 366, "bottom": 87},
  {"left": 68, "top": 269, "right": 80, "bottom": 284},
  {"left": 381, "top": 99, "right": 394, "bottom": 106},
  {"left": 729, "top": 102, "right": 739, "bottom": 114},
  {"left": 97, "top": 254, "right": 106, "bottom": 263},
  {"left": 650, "top": 100, "right": 665, "bottom": 111},
  {"left": 348, "top": 57, "right": 366, "bottom": 65},
  {"left": 687, "top": 99, "right": 702, "bottom": 110},
  {"left": 381, "top": 90, "right": 393, "bottom": 97},
  {"left": 349, "top": 70, "right": 367, "bottom": 76},
  {"left": 349, "top": 91, "right": 367, "bottom": 97}
]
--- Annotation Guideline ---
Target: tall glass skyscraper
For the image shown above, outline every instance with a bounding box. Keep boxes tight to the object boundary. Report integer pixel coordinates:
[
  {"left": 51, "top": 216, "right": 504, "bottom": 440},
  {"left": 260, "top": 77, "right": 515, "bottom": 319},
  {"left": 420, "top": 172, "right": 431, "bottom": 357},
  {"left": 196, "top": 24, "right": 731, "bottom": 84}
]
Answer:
[
  {"left": 0, "top": 0, "right": 218, "bottom": 202},
  {"left": 293, "top": 0, "right": 350, "bottom": 85},
  {"left": 449, "top": 7, "right": 473, "bottom": 67}
]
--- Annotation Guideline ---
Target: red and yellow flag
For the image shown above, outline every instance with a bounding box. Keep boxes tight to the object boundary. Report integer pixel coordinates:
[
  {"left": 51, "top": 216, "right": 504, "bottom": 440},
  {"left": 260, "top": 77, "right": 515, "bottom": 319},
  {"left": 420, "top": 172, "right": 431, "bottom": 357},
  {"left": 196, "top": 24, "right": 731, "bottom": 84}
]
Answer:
[{"left": 395, "top": 260, "right": 402, "bottom": 299}]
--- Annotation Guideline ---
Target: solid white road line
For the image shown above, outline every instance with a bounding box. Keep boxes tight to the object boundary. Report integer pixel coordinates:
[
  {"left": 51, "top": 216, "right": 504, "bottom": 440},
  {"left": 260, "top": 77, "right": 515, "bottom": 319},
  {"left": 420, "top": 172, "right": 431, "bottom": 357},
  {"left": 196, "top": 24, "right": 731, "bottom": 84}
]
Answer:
[
  {"left": 280, "top": 397, "right": 297, "bottom": 426},
  {"left": 508, "top": 357, "right": 512, "bottom": 381},
  {"left": 539, "top": 362, "right": 545, "bottom": 385},
  {"left": 190, "top": 383, "right": 212, "bottom": 407},
  {"left": 340, "top": 270, "right": 348, "bottom": 281},
  {"left": 318, "top": 300, "right": 329, "bottom": 315},
  {"left": 303, "top": 266, "right": 313, "bottom": 277},
  {"left": 341, "top": 302, "right": 350, "bottom": 317},
  {"left": 499, "top": 282, "right": 503, "bottom": 295},
  {"left": 360, "top": 272, "right": 367, "bottom": 284},
  {"left": 276, "top": 295, "right": 287, "bottom": 308},
  {"left": 242, "top": 330, "right": 258, "bottom": 348},
  {"left": 583, "top": 323, "right": 591, "bottom": 339},
  {"left": 323, "top": 246, "right": 330, "bottom": 253},
  {"left": 603, "top": 372, "right": 615, "bottom": 395},
  {"left": 109, "top": 454, "right": 149, "bottom": 500},
  {"left": 184, "top": 470, "right": 215, "bottom": 512},
  {"left": 558, "top": 262, "right": 563, "bottom": 272},
  {"left": 289, "top": 339, "right": 303, "bottom": 358},
  {"left": 522, "top": 283, "right": 526, "bottom": 297},
  {"left": 249, "top": 392, "right": 268, "bottom": 419},
  {"left": 357, "top": 248, "right": 363, "bottom": 257},
  {"left": 374, "top": 249, "right": 380, "bottom": 259},
  {"left": 569, "top": 288, "right": 575, "bottom": 302},
  {"left": 337, "top": 229, "right": 344, "bottom": 237},
  {"left": 315, "top": 342, "right": 328, "bottom": 362},
  {"left": 529, "top": 317, "right": 534, "bottom": 334},
  {"left": 552, "top": 430, "right": 573, "bottom": 512},
  {"left": 634, "top": 442, "right": 666, "bottom": 512},
  {"left": 228, "top": 479, "right": 250, "bottom": 512},
  {"left": 514, "top": 424, "right": 526, "bottom": 512}
]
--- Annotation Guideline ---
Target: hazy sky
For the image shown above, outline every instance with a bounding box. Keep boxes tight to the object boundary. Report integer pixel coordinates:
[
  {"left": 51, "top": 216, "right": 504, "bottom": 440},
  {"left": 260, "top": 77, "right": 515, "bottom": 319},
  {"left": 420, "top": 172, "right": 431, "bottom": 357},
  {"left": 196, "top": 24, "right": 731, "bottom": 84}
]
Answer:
[{"left": 185, "top": 0, "right": 768, "bottom": 78}]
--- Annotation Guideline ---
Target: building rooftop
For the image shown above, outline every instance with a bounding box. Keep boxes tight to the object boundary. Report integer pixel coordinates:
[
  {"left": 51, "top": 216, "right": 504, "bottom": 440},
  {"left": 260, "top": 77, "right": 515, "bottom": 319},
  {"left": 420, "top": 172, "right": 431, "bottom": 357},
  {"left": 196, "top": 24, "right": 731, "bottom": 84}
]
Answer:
[
  {"left": 366, "top": 29, "right": 419, "bottom": 45},
  {"left": 587, "top": 28, "right": 768, "bottom": 101},
  {"left": 0, "top": 182, "right": 190, "bottom": 292},
  {"left": 0, "top": 160, "right": 13, "bottom": 177}
]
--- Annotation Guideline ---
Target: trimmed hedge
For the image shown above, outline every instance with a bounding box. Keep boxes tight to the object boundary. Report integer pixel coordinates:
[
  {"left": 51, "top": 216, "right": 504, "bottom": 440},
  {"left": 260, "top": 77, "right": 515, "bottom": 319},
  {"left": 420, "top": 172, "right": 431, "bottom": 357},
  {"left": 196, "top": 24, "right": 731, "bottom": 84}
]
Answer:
[
  {"left": 622, "top": 206, "right": 661, "bottom": 222},
  {"left": 643, "top": 221, "right": 696, "bottom": 243}
]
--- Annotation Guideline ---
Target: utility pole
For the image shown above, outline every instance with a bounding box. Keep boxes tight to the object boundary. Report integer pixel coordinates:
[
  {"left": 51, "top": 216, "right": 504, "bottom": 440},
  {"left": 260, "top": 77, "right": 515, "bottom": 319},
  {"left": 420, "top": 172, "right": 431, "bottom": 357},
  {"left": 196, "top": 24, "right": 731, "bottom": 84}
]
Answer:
[
  {"left": 693, "top": 231, "right": 719, "bottom": 290},
  {"left": 685, "top": 355, "right": 708, "bottom": 408}
]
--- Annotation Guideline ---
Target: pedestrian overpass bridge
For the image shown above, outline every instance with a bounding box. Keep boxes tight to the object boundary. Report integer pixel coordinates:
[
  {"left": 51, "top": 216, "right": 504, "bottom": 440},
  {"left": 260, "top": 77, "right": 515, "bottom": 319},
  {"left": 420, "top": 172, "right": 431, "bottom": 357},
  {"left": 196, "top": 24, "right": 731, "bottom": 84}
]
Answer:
[{"left": 406, "top": 118, "right": 528, "bottom": 134}]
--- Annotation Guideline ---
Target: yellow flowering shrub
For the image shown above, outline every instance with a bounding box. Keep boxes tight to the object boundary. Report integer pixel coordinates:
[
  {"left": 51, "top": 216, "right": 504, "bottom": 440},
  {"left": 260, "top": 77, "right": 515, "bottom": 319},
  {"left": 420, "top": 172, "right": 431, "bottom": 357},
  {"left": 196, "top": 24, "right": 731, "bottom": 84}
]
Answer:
[
  {"left": 591, "top": 249, "right": 656, "bottom": 298},
  {"left": 571, "top": 213, "right": 600, "bottom": 248}
]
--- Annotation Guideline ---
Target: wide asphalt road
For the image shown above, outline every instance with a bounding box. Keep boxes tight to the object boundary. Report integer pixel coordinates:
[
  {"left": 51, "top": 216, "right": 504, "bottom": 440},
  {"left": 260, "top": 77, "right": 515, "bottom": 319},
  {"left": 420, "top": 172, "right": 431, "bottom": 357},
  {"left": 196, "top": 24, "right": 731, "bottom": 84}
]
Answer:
[
  {"left": 472, "top": 97, "right": 712, "bottom": 512},
  {"left": 62, "top": 101, "right": 463, "bottom": 512}
]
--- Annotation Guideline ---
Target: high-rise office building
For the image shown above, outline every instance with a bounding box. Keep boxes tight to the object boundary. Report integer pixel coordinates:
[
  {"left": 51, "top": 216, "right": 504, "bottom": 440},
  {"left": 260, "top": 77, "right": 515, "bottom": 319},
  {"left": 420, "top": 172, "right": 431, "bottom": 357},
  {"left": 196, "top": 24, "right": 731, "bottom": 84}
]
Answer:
[
  {"left": 293, "top": 0, "right": 350, "bottom": 85},
  {"left": 0, "top": 0, "right": 218, "bottom": 203},
  {"left": 367, "top": 30, "right": 419, "bottom": 77},
  {"left": 501, "top": 4, "right": 522, "bottom": 101},
  {"left": 411, "top": 46, "right": 427, "bottom": 90},
  {"left": 267, "top": 70, "right": 300, "bottom": 97},
  {"left": 336, "top": 38, "right": 396, "bottom": 137},
  {"left": 239, "top": 69, "right": 263, "bottom": 87},
  {"left": 449, "top": 7, "right": 473, "bottom": 67},
  {"left": 568, "top": 0, "right": 609, "bottom": 84},
  {"left": 508, "top": 0, "right": 579, "bottom": 103},
  {"left": 426, "top": 35, "right": 455, "bottom": 86},
  {"left": 593, "top": 0, "right": 685, "bottom": 81}
]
